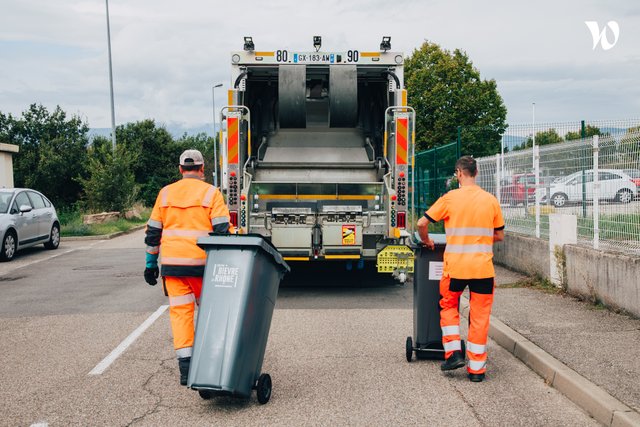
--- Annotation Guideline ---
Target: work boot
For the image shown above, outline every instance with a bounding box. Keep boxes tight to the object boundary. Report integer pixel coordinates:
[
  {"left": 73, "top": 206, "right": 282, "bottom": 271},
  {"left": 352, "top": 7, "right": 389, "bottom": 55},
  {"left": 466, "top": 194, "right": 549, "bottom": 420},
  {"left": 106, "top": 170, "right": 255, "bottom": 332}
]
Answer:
[
  {"left": 468, "top": 372, "right": 485, "bottom": 382},
  {"left": 178, "top": 357, "right": 191, "bottom": 386},
  {"left": 441, "top": 351, "right": 465, "bottom": 371}
]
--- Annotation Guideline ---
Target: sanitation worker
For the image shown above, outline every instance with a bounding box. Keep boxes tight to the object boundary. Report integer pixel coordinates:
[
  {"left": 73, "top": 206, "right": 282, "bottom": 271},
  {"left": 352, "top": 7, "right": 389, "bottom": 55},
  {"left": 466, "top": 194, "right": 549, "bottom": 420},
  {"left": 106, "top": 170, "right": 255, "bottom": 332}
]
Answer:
[
  {"left": 416, "top": 155, "right": 504, "bottom": 382},
  {"left": 144, "top": 149, "right": 234, "bottom": 386}
]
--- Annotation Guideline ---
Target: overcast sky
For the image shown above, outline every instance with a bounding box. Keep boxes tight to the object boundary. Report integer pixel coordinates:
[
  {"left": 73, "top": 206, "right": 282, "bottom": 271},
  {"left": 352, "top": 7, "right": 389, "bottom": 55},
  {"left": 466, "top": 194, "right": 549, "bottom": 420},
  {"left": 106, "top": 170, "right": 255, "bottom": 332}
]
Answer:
[{"left": 1, "top": 0, "right": 638, "bottom": 132}]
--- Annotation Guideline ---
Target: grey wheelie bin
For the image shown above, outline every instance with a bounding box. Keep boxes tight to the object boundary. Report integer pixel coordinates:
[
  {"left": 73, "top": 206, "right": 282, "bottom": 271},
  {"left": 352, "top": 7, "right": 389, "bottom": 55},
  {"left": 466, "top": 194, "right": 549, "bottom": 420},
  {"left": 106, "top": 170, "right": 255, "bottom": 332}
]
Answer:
[
  {"left": 188, "top": 234, "right": 290, "bottom": 404},
  {"left": 405, "top": 234, "right": 465, "bottom": 361}
]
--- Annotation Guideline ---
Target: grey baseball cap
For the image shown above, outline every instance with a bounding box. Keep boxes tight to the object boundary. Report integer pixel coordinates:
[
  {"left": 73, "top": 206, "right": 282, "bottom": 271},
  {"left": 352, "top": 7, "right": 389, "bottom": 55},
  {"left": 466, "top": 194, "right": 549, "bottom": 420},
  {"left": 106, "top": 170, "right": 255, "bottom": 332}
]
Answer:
[{"left": 179, "top": 149, "right": 204, "bottom": 166}]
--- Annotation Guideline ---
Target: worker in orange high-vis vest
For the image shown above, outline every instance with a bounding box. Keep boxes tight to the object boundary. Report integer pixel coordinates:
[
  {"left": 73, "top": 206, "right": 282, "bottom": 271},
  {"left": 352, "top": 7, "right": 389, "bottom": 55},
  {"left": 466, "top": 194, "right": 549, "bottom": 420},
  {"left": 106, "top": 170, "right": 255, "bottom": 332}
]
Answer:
[
  {"left": 144, "top": 149, "right": 235, "bottom": 386},
  {"left": 416, "top": 155, "right": 504, "bottom": 383}
]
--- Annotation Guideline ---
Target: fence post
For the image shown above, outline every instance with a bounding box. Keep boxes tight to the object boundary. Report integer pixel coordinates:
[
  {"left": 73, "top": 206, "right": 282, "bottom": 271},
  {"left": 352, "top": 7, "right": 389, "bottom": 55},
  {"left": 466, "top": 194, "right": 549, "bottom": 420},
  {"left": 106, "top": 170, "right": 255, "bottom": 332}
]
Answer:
[
  {"left": 457, "top": 127, "right": 462, "bottom": 158},
  {"left": 495, "top": 154, "right": 501, "bottom": 203},
  {"left": 593, "top": 135, "right": 600, "bottom": 250},
  {"left": 534, "top": 144, "right": 540, "bottom": 238}
]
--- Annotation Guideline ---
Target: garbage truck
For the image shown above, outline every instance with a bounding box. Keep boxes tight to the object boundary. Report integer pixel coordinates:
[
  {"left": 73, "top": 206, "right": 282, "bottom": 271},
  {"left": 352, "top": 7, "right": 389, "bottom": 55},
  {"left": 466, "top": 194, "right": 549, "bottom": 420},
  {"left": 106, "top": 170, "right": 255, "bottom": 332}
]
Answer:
[{"left": 219, "top": 37, "right": 416, "bottom": 281}]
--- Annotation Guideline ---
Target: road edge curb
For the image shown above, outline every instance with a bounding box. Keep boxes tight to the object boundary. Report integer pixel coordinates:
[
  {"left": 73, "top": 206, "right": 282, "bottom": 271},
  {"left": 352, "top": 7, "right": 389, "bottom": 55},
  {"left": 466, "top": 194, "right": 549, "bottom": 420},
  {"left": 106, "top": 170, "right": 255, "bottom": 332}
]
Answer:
[{"left": 460, "top": 298, "right": 640, "bottom": 427}]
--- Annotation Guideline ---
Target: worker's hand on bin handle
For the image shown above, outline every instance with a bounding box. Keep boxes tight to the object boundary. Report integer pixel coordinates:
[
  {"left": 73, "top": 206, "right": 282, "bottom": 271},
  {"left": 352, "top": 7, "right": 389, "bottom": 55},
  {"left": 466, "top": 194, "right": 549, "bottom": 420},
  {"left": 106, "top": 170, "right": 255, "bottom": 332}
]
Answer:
[
  {"left": 413, "top": 231, "right": 435, "bottom": 250},
  {"left": 144, "top": 267, "right": 159, "bottom": 286}
]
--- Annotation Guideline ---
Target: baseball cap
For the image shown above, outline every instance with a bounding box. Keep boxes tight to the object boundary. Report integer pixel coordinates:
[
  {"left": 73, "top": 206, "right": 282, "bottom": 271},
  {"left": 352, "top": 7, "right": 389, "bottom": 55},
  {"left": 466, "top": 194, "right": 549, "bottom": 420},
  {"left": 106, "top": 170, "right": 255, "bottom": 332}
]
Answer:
[{"left": 179, "top": 149, "right": 204, "bottom": 166}]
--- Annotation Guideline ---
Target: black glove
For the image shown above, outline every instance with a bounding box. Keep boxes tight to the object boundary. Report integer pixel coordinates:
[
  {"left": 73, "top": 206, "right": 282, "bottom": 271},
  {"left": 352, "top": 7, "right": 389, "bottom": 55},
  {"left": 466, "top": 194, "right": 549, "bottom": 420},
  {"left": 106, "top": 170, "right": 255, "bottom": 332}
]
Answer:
[{"left": 144, "top": 267, "right": 160, "bottom": 286}]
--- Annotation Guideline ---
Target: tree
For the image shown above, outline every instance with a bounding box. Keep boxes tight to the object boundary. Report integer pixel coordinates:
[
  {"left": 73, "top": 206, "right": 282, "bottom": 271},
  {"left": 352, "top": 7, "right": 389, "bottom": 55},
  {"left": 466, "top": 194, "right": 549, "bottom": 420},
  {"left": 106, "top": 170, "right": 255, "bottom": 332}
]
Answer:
[
  {"left": 565, "top": 125, "right": 603, "bottom": 141},
  {"left": 115, "top": 120, "right": 177, "bottom": 207},
  {"left": 79, "top": 137, "right": 138, "bottom": 212},
  {"left": 0, "top": 104, "right": 89, "bottom": 207},
  {"left": 516, "top": 128, "right": 564, "bottom": 150},
  {"left": 404, "top": 41, "right": 507, "bottom": 156}
]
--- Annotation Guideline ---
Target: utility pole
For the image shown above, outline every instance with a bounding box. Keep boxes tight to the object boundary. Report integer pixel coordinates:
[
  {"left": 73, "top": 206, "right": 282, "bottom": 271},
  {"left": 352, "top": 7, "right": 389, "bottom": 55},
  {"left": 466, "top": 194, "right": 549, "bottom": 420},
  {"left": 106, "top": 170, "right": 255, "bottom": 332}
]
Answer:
[{"left": 105, "top": 0, "right": 117, "bottom": 151}]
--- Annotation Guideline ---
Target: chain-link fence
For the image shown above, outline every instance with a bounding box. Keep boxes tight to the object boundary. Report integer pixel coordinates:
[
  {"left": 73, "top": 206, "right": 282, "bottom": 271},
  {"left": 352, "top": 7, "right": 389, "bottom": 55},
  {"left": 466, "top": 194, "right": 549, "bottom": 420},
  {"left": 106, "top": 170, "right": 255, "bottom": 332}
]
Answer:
[{"left": 475, "top": 126, "right": 640, "bottom": 255}]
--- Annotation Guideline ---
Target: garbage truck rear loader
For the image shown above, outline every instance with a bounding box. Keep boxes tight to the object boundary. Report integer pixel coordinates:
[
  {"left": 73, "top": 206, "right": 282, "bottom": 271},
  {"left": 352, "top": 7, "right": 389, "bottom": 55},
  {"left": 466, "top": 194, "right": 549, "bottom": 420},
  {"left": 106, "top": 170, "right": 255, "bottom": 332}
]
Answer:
[{"left": 220, "top": 40, "right": 415, "bottom": 281}]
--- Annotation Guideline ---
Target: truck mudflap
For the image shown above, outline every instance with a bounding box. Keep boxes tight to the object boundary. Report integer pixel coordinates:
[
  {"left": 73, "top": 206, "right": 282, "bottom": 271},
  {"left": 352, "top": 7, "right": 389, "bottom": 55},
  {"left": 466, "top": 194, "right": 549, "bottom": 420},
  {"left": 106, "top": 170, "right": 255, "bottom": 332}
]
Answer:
[{"left": 377, "top": 245, "right": 414, "bottom": 283}]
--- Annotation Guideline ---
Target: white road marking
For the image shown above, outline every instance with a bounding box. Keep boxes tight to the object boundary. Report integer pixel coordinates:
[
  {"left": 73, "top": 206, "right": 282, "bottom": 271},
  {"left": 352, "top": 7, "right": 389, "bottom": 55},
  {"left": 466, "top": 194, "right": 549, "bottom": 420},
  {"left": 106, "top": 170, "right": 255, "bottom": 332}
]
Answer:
[
  {"left": 88, "top": 305, "right": 169, "bottom": 375},
  {"left": 30, "top": 423, "right": 48, "bottom": 427}
]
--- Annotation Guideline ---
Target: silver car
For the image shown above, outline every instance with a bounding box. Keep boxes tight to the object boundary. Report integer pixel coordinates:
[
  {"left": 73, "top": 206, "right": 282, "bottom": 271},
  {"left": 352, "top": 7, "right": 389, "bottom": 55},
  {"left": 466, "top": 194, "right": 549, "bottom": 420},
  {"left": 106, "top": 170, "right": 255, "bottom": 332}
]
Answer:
[{"left": 0, "top": 188, "right": 60, "bottom": 261}]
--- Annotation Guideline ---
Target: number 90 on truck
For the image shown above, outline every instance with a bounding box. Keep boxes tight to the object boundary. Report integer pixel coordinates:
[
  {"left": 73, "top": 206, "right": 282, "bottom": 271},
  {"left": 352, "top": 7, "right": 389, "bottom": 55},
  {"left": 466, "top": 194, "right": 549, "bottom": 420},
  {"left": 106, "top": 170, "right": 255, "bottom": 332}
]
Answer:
[{"left": 219, "top": 40, "right": 416, "bottom": 282}]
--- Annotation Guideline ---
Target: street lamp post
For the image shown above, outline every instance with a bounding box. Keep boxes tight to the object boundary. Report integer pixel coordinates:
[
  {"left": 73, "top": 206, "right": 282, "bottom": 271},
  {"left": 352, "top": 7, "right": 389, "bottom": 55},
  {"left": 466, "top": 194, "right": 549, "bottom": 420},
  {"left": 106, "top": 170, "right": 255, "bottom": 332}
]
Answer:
[
  {"left": 212, "top": 83, "right": 223, "bottom": 187},
  {"left": 105, "top": 0, "right": 116, "bottom": 151}
]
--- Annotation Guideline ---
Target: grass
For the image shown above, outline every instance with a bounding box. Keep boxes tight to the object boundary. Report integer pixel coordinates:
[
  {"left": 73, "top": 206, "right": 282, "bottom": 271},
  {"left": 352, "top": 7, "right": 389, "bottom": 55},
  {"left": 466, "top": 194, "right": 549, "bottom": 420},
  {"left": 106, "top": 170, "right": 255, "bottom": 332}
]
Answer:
[
  {"left": 60, "top": 208, "right": 150, "bottom": 237},
  {"left": 500, "top": 274, "right": 564, "bottom": 295}
]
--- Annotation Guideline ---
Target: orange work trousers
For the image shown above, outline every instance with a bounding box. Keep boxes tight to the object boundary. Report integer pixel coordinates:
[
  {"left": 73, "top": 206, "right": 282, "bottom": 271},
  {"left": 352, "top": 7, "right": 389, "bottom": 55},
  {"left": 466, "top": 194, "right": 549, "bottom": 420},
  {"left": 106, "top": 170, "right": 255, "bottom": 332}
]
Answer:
[
  {"left": 439, "top": 276, "right": 494, "bottom": 374},
  {"left": 164, "top": 276, "right": 203, "bottom": 359}
]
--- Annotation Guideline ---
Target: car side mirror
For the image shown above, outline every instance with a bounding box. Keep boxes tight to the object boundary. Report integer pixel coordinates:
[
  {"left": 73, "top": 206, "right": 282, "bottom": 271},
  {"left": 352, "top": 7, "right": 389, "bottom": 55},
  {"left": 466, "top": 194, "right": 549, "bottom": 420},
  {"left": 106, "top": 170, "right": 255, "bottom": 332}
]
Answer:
[{"left": 19, "top": 205, "right": 32, "bottom": 213}]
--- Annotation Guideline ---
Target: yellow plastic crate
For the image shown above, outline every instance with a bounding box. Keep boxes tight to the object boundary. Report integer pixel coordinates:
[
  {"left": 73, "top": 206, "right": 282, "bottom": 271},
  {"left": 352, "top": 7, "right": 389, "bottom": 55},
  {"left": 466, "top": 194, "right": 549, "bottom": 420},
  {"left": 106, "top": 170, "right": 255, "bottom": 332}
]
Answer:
[{"left": 377, "top": 245, "right": 415, "bottom": 273}]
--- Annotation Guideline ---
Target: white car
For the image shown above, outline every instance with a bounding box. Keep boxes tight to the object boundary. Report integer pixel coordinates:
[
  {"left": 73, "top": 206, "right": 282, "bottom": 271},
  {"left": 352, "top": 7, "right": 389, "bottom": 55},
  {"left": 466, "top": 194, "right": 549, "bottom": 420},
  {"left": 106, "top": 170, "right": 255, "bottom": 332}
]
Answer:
[
  {"left": 0, "top": 188, "right": 60, "bottom": 261},
  {"left": 539, "top": 169, "right": 637, "bottom": 207}
]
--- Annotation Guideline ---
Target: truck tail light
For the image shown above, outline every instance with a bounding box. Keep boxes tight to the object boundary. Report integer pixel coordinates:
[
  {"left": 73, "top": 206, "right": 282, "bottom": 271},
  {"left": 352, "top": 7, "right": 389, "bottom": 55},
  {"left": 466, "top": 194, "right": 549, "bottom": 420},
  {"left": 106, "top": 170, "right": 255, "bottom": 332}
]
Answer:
[
  {"left": 396, "top": 211, "right": 406, "bottom": 229},
  {"left": 229, "top": 211, "right": 238, "bottom": 227}
]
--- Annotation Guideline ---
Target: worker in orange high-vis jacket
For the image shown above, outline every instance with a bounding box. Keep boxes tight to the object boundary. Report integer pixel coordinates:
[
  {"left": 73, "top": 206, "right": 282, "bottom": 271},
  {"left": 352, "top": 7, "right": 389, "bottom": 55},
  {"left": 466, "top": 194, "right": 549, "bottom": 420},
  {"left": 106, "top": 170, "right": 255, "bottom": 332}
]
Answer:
[
  {"left": 144, "top": 149, "right": 235, "bottom": 386},
  {"left": 416, "top": 155, "right": 504, "bottom": 383}
]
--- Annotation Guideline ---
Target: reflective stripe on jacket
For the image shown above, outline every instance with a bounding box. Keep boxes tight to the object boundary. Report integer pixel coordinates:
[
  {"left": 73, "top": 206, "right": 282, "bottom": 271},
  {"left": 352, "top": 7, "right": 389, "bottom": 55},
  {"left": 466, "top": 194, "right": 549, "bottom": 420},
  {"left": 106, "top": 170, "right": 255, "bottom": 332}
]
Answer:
[{"left": 145, "top": 176, "right": 233, "bottom": 277}]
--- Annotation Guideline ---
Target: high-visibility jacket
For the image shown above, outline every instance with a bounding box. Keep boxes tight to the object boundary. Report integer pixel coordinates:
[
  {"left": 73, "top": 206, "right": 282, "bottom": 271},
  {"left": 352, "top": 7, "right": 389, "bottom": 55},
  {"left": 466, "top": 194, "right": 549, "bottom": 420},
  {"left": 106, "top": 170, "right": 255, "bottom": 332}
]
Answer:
[
  {"left": 145, "top": 174, "right": 234, "bottom": 277},
  {"left": 426, "top": 185, "right": 504, "bottom": 279}
]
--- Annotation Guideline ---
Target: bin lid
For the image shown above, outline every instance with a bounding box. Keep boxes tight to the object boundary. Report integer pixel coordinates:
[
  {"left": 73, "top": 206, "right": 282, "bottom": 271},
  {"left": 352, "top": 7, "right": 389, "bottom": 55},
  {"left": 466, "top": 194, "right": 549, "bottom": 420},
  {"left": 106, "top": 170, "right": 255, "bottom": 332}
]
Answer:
[{"left": 197, "top": 234, "right": 291, "bottom": 273}]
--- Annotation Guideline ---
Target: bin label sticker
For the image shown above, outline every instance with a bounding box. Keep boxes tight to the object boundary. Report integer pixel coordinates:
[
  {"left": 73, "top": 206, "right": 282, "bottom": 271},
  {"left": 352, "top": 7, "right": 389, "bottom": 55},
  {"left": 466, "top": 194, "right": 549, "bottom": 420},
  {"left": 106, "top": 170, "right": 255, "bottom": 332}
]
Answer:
[
  {"left": 342, "top": 225, "right": 356, "bottom": 245},
  {"left": 428, "top": 262, "right": 443, "bottom": 280},
  {"left": 211, "top": 264, "right": 239, "bottom": 288}
]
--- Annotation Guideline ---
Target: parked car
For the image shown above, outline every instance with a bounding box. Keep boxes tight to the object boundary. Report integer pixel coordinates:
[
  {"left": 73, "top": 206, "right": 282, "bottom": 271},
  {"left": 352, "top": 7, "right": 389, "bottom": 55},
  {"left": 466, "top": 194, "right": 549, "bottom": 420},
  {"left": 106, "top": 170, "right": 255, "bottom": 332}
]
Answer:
[
  {"left": 501, "top": 173, "right": 536, "bottom": 206},
  {"left": 538, "top": 169, "right": 637, "bottom": 207},
  {"left": 623, "top": 169, "right": 640, "bottom": 196},
  {"left": 0, "top": 188, "right": 60, "bottom": 261}
]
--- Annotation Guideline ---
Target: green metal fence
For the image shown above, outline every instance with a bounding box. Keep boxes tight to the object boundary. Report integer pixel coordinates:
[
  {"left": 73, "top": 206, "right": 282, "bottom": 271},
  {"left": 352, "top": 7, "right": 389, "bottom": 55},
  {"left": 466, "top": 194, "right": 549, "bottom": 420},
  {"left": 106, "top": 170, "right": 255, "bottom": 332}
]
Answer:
[{"left": 411, "top": 141, "right": 458, "bottom": 220}]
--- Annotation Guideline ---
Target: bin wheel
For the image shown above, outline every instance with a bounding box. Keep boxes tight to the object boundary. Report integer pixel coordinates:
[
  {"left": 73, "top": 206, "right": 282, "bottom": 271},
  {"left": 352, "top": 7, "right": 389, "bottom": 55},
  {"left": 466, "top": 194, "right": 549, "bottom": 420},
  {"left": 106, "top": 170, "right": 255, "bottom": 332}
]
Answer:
[
  {"left": 256, "top": 373, "right": 272, "bottom": 404},
  {"left": 198, "top": 389, "right": 215, "bottom": 400},
  {"left": 405, "top": 336, "right": 413, "bottom": 362}
]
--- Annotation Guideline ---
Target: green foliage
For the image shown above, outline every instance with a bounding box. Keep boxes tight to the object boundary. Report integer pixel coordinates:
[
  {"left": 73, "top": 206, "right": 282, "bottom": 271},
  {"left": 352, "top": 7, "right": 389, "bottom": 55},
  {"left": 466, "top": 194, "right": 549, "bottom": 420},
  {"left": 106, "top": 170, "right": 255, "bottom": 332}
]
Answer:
[
  {"left": 78, "top": 138, "right": 138, "bottom": 213},
  {"left": 116, "top": 120, "right": 178, "bottom": 206},
  {"left": 0, "top": 104, "right": 89, "bottom": 206},
  {"left": 61, "top": 211, "right": 149, "bottom": 237},
  {"left": 513, "top": 128, "right": 564, "bottom": 151},
  {"left": 565, "top": 124, "right": 603, "bottom": 141},
  {"left": 404, "top": 41, "right": 507, "bottom": 156}
]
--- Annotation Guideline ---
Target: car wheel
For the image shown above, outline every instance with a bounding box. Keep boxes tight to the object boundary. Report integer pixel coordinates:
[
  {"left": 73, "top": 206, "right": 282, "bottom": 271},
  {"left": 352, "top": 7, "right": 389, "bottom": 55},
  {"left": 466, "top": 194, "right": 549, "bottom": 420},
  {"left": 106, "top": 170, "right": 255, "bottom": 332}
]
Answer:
[
  {"left": 1, "top": 230, "right": 17, "bottom": 262},
  {"left": 44, "top": 223, "right": 60, "bottom": 250},
  {"left": 551, "top": 193, "right": 567, "bottom": 207},
  {"left": 616, "top": 189, "right": 633, "bottom": 204}
]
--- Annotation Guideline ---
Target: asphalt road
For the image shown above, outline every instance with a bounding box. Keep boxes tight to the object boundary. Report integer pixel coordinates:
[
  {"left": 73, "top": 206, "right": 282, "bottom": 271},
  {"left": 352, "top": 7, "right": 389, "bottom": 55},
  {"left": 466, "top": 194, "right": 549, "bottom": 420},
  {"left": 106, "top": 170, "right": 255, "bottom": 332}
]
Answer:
[{"left": 0, "top": 230, "right": 598, "bottom": 426}]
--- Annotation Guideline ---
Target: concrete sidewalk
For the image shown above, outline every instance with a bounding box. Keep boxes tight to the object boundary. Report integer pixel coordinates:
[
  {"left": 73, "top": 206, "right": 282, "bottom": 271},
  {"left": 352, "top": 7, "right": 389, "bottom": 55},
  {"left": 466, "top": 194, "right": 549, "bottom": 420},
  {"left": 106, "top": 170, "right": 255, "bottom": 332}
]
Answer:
[{"left": 486, "top": 266, "right": 640, "bottom": 427}]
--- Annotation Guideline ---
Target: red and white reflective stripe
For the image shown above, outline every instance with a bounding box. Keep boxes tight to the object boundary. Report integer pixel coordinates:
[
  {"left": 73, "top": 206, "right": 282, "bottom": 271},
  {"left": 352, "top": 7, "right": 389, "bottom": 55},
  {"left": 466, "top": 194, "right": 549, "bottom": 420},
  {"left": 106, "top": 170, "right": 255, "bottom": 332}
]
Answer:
[
  {"left": 202, "top": 186, "right": 216, "bottom": 207},
  {"left": 169, "top": 293, "right": 196, "bottom": 306},
  {"left": 467, "top": 341, "right": 487, "bottom": 354},
  {"left": 176, "top": 347, "right": 192, "bottom": 358},
  {"left": 441, "top": 325, "right": 460, "bottom": 336},
  {"left": 445, "top": 244, "right": 493, "bottom": 254},
  {"left": 147, "top": 219, "right": 163, "bottom": 229},
  {"left": 161, "top": 257, "right": 206, "bottom": 266},
  {"left": 162, "top": 229, "right": 210, "bottom": 238},
  {"left": 444, "top": 340, "right": 461, "bottom": 352},
  {"left": 468, "top": 359, "right": 486, "bottom": 371},
  {"left": 146, "top": 245, "right": 159, "bottom": 255},
  {"left": 445, "top": 227, "right": 493, "bottom": 237}
]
